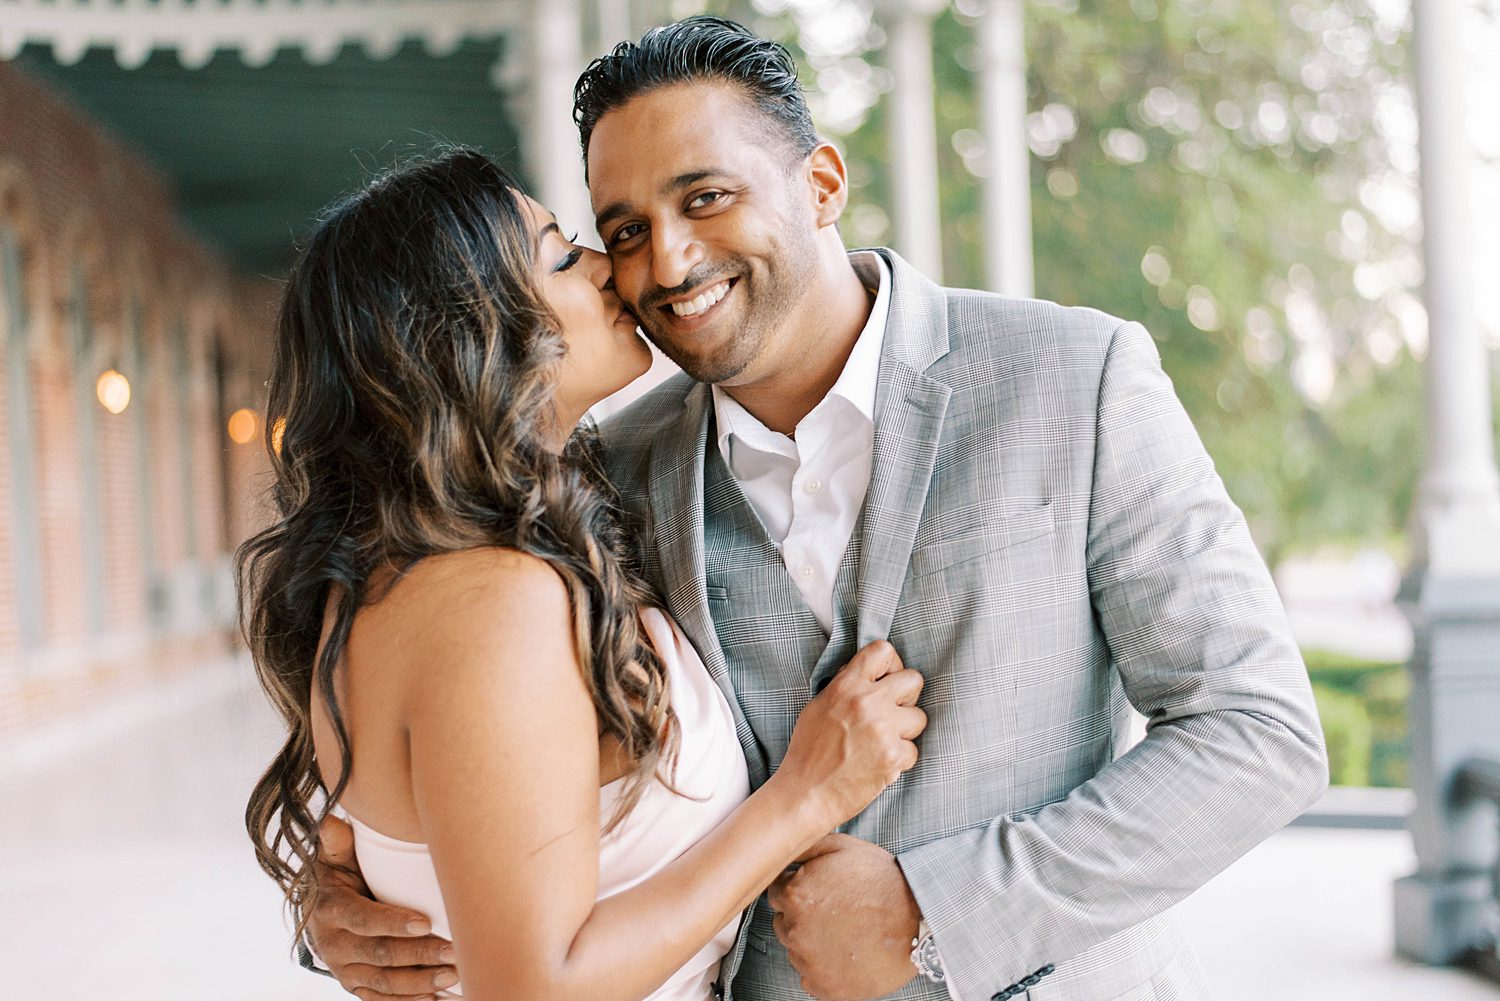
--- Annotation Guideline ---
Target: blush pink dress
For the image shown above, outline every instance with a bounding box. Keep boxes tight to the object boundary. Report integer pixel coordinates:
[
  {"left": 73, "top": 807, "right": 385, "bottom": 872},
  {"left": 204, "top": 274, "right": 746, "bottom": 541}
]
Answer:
[{"left": 346, "top": 607, "right": 751, "bottom": 1000}]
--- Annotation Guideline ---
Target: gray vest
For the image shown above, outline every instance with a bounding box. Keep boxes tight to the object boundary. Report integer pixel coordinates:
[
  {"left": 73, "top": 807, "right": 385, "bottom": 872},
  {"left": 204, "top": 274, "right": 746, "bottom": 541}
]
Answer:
[{"left": 700, "top": 440, "right": 882, "bottom": 1001}]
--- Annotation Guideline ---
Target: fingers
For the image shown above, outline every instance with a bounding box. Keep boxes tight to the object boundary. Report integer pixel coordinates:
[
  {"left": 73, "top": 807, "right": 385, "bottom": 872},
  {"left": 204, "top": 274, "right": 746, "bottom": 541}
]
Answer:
[
  {"left": 314, "top": 815, "right": 373, "bottom": 898},
  {"left": 353, "top": 935, "right": 456, "bottom": 969},
  {"left": 897, "top": 705, "right": 928, "bottom": 741},
  {"left": 313, "top": 888, "right": 438, "bottom": 942},
  {"left": 315, "top": 926, "right": 455, "bottom": 993},
  {"left": 876, "top": 666, "right": 925, "bottom": 706},
  {"left": 314, "top": 860, "right": 371, "bottom": 900},
  {"left": 340, "top": 964, "right": 458, "bottom": 998},
  {"left": 767, "top": 868, "right": 793, "bottom": 913},
  {"left": 327, "top": 888, "right": 439, "bottom": 938},
  {"left": 319, "top": 814, "right": 357, "bottom": 865},
  {"left": 898, "top": 738, "right": 919, "bottom": 773},
  {"left": 851, "top": 640, "right": 902, "bottom": 681}
]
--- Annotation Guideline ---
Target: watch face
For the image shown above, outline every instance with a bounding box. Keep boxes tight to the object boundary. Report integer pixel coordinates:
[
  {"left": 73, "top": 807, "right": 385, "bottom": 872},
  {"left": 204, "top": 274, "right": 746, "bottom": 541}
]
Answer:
[{"left": 916, "top": 936, "right": 946, "bottom": 982}]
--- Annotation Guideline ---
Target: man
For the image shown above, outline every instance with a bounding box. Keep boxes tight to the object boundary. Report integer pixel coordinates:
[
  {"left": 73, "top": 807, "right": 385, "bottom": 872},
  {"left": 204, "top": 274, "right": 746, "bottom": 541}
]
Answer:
[{"left": 306, "top": 17, "right": 1326, "bottom": 1001}]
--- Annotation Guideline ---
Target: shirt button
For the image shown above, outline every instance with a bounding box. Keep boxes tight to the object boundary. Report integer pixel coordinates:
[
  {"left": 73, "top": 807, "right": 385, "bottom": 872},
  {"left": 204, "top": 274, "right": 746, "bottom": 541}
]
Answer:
[
  {"left": 804, "top": 478, "right": 822, "bottom": 494},
  {"left": 798, "top": 563, "right": 815, "bottom": 581}
]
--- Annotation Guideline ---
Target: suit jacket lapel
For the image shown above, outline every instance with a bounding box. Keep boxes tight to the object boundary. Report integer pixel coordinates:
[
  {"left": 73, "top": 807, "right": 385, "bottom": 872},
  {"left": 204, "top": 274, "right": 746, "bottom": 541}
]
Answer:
[
  {"left": 855, "top": 250, "right": 953, "bottom": 647},
  {"left": 647, "top": 382, "right": 773, "bottom": 786},
  {"left": 647, "top": 381, "right": 725, "bottom": 678}
]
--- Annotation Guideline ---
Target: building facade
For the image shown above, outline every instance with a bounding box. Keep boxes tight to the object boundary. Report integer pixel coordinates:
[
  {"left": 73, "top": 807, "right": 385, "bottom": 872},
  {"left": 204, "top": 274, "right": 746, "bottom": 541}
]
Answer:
[{"left": 0, "top": 60, "right": 275, "bottom": 750}]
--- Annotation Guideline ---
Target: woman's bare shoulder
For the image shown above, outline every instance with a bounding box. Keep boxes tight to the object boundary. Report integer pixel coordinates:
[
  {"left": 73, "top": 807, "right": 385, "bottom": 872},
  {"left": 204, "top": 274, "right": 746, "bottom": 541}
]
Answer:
[
  {"left": 329, "top": 549, "right": 591, "bottom": 839},
  {"left": 381, "top": 547, "right": 567, "bottom": 614},
  {"left": 355, "top": 547, "right": 576, "bottom": 674}
]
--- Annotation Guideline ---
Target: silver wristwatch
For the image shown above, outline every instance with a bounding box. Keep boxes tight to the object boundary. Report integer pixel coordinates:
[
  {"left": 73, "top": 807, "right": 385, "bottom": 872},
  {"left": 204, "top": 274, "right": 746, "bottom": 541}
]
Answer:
[{"left": 910, "top": 918, "right": 946, "bottom": 983}]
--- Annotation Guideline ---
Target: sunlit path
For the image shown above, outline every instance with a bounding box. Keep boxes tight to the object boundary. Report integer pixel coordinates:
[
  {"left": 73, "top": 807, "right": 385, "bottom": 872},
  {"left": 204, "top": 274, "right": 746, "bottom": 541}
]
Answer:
[
  {"left": 1178, "top": 828, "right": 1499, "bottom": 1000},
  {"left": 0, "top": 662, "right": 340, "bottom": 1001}
]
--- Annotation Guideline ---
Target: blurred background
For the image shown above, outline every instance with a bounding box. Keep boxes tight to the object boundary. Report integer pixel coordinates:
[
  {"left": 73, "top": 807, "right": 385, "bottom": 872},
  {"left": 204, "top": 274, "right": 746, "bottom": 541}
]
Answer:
[{"left": 0, "top": 0, "right": 1497, "bottom": 997}]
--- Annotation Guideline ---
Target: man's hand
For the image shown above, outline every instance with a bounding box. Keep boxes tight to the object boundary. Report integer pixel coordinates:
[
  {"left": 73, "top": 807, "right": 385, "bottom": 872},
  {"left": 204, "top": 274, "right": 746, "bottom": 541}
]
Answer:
[
  {"left": 306, "top": 815, "right": 459, "bottom": 1001},
  {"left": 767, "top": 833, "right": 921, "bottom": 1001}
]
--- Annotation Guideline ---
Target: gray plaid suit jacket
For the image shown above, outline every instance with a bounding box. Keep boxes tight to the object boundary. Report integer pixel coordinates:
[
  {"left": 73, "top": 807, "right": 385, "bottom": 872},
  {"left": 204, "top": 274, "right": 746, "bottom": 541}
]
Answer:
[{"left": 597, "top": 249, "right": 1327, "bottom": 1001}]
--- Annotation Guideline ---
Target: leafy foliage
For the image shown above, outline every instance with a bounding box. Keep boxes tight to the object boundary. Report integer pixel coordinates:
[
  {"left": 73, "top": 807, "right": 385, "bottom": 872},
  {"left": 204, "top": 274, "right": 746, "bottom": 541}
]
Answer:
[
  {"left": 1305, "top": 647, "right": 1408, "bottom": 787},
  {"left": 729, "top": 0, "right": 1498, "bottom": 565}
]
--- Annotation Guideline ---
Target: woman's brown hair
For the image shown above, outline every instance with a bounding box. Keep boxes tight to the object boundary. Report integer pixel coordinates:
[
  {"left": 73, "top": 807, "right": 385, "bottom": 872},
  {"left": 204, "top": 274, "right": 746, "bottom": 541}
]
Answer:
[{"left": 240, "top": 148, "right": 676, "bottom": 942}]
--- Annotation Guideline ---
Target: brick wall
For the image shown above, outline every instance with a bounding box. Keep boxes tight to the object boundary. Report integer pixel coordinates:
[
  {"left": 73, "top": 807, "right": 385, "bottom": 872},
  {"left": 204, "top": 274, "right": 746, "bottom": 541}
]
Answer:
[{"left": 0, "top": 61, "right": 278, "bottom": 746}]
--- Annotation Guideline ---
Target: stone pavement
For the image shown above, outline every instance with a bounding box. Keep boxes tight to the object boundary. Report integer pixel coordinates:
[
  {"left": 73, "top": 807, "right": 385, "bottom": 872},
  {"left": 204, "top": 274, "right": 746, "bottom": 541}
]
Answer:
[{"left": 2, "top": 663, "right": 1496, "bottom": 1001}]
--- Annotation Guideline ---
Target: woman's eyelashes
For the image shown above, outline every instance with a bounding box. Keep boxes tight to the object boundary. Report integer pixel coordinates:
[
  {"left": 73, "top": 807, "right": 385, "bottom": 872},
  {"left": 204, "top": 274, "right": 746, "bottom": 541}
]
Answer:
[{"left": 554, "top": 234, "right": 583, "bottom": 273}]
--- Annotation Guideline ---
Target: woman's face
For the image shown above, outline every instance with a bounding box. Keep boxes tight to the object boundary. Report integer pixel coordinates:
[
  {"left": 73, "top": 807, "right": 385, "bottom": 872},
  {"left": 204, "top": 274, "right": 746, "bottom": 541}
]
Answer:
[{"left": 516, "top": 191, "right": 653, "bottom": 428}]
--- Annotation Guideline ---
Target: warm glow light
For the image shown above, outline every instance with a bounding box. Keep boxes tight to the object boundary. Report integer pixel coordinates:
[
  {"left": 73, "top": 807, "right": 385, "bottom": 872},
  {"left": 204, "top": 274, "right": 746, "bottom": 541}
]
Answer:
[
  {"left": 271, "top": 416, "right": 287, "bottom": 455},
  {"left": 96, "top": 370, "right": 131, "bottom": 414},
  {"left": 227, "top": 408, "right": 258, "bottom": 445}
]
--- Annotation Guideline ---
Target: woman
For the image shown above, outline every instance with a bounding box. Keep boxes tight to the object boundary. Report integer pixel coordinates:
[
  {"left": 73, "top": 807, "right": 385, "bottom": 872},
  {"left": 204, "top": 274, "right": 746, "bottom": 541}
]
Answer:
[{"left": 242, "top": 148, "right": 926, "bottom": 1001}]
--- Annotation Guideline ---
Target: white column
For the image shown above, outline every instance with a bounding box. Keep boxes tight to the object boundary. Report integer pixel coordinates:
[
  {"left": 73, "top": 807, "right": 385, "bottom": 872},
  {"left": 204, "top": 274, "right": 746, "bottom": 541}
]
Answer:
[
  {"left": 1410, "top": 0, "right": 1500, "bottom": 564},
  {"left": 880, "top": 0, "right": 945, "bottom": 282},
  {"left": 1393, "top": 0, "right": 1500, "bottom": 968},
  {"left": 532, "top": 0, "right": 593, "bottom": 238},
  {"left": 977, "top": 0, "right": 1033, "bottom": 297}
]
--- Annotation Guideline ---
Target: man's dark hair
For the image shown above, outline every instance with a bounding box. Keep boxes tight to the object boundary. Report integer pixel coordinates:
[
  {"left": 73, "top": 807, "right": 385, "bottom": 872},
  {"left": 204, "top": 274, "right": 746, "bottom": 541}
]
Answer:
[{"left": 573, "top": 16, "right": 819, "bottom": 176}]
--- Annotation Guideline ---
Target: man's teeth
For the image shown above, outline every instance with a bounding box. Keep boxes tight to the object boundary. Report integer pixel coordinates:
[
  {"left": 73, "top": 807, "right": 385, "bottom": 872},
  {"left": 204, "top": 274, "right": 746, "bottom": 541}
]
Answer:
[{"left": 670, "top": 281, "right": 731, "bottom": 318}]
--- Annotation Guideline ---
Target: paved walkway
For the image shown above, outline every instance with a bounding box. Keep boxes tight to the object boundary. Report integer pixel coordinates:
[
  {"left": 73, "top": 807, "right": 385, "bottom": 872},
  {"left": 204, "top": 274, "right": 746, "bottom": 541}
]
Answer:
[
  {"left": 0, "top": 662, "right": 337, "bottom": 1001},
  {"left": 2, "top": 665, "right": 1496, "bottom": 1001}
]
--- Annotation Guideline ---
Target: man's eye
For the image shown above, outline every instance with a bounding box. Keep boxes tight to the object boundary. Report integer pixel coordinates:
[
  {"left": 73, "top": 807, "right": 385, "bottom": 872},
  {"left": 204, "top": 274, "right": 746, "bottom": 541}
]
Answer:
[
  {"left": 611, "top": 223, "right": 645, "bottom": 246},
  {"left": 688, "top": 191, "right": 723, "bottom": 210}
]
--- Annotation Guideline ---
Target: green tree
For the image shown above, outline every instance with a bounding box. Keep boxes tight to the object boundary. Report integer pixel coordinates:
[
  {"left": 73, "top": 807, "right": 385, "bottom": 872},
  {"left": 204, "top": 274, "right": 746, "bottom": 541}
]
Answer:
[{"left": 734, "top": 0, "right": 1456, "bottom": 565}]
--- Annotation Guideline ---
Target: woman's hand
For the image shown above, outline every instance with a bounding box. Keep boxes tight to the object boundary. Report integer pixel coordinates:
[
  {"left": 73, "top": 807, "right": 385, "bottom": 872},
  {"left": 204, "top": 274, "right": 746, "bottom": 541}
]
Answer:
[{"left": 775, "top": 640, "right": 927, "bottom": 830}]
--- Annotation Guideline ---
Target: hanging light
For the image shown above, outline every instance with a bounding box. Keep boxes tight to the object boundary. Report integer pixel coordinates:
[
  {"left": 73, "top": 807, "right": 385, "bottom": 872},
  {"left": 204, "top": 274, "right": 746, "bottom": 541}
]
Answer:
[
  {"left": 96, "top": 369, "right": 131, "bottom": 414},
  {"left": 227, "top": 408, "right": 258, "bottom": 445}
]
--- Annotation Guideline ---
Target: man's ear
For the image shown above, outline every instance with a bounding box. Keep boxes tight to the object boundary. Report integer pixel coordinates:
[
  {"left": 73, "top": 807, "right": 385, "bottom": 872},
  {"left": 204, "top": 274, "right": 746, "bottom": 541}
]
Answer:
[{"left": 805, "top": 142, "right": 849, "bottom": 229}]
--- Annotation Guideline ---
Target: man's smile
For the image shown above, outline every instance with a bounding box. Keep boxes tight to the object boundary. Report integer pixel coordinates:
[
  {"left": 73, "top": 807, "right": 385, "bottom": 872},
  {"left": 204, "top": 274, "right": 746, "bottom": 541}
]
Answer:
[
  {"left": 667, "top": 279, "right": 732, "bottom": 317},
  {"left": 655, "top": 277, "right": 740, "bottom": 330}
]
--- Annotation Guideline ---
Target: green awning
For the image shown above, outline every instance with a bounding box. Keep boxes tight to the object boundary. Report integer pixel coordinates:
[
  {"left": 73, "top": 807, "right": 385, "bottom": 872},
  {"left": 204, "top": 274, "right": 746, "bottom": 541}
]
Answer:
[{"left": 12, "top": 36, "right": 528, "bottom": 277}]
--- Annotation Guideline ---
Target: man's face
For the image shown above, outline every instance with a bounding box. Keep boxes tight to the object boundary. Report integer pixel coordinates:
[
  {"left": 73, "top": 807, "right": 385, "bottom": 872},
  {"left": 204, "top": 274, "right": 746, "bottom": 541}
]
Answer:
[{"left": 586, "top": 82, "right": 819, "bottom": 386}]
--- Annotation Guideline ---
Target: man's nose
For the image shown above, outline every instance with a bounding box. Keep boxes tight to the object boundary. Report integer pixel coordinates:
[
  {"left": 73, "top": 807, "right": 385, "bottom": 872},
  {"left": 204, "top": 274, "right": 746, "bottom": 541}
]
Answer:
[{"left": 650, "top": 220, "right": 705, "bottom": 292}]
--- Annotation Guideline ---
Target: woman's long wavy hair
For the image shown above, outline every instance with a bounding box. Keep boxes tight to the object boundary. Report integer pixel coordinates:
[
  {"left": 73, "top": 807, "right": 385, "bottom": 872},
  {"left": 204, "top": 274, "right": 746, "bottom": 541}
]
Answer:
[{"left": 241, "top": 148, "right": 677, "bottom": 942}]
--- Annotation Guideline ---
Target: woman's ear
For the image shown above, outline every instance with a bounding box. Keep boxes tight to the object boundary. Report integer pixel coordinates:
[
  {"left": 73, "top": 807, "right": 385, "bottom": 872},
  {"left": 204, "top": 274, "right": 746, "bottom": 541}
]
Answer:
[{"left": 805, "top": 142, "right": 849, "bottom": 230}]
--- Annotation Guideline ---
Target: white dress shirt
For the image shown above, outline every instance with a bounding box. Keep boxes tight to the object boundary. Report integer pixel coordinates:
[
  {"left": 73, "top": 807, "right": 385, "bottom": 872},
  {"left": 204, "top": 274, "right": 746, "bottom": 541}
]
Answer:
[{"left": 711, "top": 252, "right": 891, "bottom": 632}]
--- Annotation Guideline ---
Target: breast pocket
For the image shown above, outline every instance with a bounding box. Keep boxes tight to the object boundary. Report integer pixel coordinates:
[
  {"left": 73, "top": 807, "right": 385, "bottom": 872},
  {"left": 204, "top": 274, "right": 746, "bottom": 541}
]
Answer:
[{"left": 906, "top": 501, "right": 1055, "bottom": 579}]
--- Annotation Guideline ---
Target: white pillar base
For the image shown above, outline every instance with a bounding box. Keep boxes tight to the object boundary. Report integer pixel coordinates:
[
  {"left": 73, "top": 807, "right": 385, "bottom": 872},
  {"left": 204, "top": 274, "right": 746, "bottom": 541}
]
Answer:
[{"left": 1395, "top": 872, "right": 1497, "bottom": 965}]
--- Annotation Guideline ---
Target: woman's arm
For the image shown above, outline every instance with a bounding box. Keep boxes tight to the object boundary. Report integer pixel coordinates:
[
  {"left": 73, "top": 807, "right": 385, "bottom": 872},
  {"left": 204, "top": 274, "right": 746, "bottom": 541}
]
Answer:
[{"left": 395, "top": 549, "right": 924, "bottom": 1001}]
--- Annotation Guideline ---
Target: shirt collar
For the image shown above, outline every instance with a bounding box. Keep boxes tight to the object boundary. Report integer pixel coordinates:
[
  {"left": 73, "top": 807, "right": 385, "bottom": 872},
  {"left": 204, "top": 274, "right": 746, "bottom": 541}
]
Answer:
[{"left": 712, "top": 250, "right": 892, "bottom": 456}]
